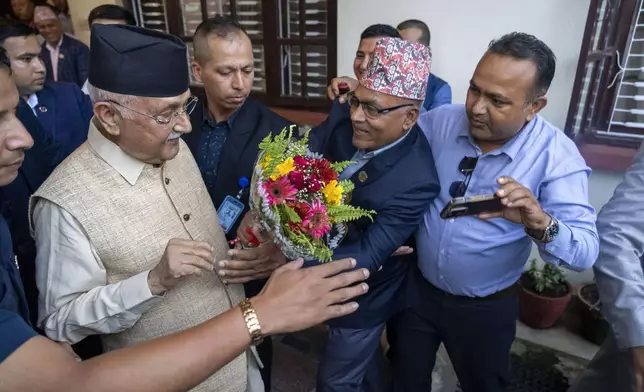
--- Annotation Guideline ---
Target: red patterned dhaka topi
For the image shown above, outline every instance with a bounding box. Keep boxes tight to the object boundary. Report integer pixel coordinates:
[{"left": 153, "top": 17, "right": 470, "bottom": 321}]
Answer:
[{"left": 360, "top": 37, "right": 432, "bottom": 101}]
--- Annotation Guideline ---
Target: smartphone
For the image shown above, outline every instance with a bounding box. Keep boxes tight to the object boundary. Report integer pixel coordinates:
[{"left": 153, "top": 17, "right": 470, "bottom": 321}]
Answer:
[
  {"left": 338, "top": 82, "right": 351, "bottom": 95},
  {"left": 440, "top": 194, "right": 503, "bottom": 219}
]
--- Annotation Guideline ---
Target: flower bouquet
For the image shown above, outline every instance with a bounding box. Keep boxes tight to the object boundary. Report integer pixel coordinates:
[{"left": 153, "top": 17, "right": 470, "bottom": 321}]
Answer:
[{"left": 248, "top": 125, "right": 375, "bottom": 262}]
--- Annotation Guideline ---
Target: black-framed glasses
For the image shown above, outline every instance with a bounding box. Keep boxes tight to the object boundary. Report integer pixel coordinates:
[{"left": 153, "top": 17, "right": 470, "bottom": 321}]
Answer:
[
  {"left": 347, "top": 92, "right": 414, "bottom": 119},
  {"left": 107, "top": 96, "right": 199, "bottom": 125},
  {"left": 449, "top": 156, "right": 479, "bottom": 198}
]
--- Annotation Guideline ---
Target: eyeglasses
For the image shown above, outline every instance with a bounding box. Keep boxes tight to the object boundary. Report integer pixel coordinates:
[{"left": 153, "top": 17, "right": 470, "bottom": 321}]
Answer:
[
  {"left": 347, "top": 92, "right": 414, "bottom": 119},
  {"left": 107, "top": 96, "right": 199, "bottom": 125},
  {"left": 449, "top": 156, "right": 479, "bottom": 198}
]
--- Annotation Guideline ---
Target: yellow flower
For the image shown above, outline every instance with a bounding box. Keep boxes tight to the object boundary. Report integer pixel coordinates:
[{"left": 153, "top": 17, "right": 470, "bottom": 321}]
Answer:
[
  {"left": 271, "top": 157, "right": 295, "bottom": 180},
  {"left": 260, "top": 154, "right": 272, "bottom": 170},
  {"left": 323, "top": 180, "right": 344, "bottom": 205}
]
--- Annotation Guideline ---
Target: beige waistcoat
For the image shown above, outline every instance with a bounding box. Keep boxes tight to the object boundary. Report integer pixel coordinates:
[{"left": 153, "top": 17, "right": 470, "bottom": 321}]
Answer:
[{"left": 31, "top": 137, "right": 247, "bottom": 392}]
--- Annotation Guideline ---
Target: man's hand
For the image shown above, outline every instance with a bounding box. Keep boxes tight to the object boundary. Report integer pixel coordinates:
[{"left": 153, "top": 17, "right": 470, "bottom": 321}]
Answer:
[
  {"left": 326, "top": 76, "right": 359, "bottom": 103},
  {"left": 218, "top": 242, "right": 286, "bottom": 284},
  {"left": 478, "top": 176, "right": 550, "bottom": 230},
  {"left": 633, "top": 347, "right": 644, "bottom": 391},
  {"left": 236, "top": 212, "right": 270, "bottom": 248},
  {"left": 147, "top": 238, "right": 215, "bottom": 295},
  {"left": 252, "top": 258, "right": 369, "bottom": 335}
]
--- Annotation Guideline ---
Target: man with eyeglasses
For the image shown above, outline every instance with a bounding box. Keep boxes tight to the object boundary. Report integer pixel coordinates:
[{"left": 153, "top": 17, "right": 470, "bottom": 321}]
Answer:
[
  {"left": 387, "top": 32, "right": 599, "bottom": 392},
  {"left": 29, "top": 24, "right": 268, "bottom": 391},
  {"left": 300, "top": 37, "right": 440, "bottom": 392}
]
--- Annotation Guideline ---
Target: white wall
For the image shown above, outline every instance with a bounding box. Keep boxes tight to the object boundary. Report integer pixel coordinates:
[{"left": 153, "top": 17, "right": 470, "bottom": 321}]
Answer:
[
  {"left": 337, "top": 0, "right": 591, "bottom": 130},
  {"left": 553, "top": 170, "right": 625, "bottom": 285},
  {"left": 68, "top": 0, "right": 123, "bottom": 45}
]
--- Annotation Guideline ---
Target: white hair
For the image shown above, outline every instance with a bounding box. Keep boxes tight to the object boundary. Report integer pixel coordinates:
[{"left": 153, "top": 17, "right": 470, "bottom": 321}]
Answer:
[{"left": 86, "top": 81, "right": 138, "bottom": 119}]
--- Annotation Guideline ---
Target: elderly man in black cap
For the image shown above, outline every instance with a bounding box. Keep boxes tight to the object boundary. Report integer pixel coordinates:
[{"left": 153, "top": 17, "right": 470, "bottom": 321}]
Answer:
[{"left": 30, "top": 24, "right": 263, "bottom": 391}]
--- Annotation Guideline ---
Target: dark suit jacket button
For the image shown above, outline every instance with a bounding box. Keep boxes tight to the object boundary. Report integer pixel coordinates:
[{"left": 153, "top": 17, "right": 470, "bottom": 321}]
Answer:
[
  {"left": 165, "top": 178, "right": 170, "bottom": 185},
  {"left": 183, "top": 213, "right": 190, "bottom": 221}
]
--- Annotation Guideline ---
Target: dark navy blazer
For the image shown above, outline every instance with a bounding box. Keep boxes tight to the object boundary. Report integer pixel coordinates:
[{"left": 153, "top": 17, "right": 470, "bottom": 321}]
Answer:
[
  {"left": 34, "top": 82, "right": 93, "bottom": 156},
  {"left": 307, "top": 101, "right": 441, "bottom": 328}
]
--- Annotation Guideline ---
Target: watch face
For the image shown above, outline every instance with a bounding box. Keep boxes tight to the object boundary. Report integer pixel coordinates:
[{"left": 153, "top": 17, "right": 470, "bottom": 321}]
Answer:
[{"left": 546, "top": 219, "right": 559, "bottom": 241}]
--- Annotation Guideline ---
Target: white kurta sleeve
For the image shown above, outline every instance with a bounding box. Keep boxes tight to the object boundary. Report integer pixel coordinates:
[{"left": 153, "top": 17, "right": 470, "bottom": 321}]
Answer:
[{"left": 34, "top": 198, "right": 164, "bottom": 344}]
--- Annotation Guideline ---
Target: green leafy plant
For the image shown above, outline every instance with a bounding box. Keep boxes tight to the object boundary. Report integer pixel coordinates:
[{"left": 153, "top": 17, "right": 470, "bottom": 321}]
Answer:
[{"left": 524, "top": 259, "right": 568, "bottom": 297}]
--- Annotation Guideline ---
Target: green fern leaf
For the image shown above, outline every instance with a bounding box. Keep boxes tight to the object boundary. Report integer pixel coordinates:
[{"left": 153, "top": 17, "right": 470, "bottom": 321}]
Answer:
[
  {"left": 281, "top": 205, "right": 302, "bottom": 223},
  {"left": 328, "top": 205, "right": 376, "bottom": 222},
  {"left": 330, "top": 160, "right": 354, "bottom": 172},
  {"left": 338, "top": 179, "right": 355, "bottom": 194}
]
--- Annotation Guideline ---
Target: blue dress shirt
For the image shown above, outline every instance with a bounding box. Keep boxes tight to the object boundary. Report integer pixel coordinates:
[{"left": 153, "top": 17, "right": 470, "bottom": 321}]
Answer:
[
  {"left": 340, "top": 130, "right": 411, "bottom": 180},
  {"left": 195, "top": 105, "right": 241, "bottom": 193},
  {"left": 416, "top": 105, "right": 599, "bottom": 297},
  {"left": 0, "top": 214, "right": 36, "bottom": 362}
]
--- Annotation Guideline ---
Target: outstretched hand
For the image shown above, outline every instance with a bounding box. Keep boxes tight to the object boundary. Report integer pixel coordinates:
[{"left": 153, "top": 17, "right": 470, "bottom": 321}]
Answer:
[{"left": 252, "top": 257, "right": 369, "bottom": 335}]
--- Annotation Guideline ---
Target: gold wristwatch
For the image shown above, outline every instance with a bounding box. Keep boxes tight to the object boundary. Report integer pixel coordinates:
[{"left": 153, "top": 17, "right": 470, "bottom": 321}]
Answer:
[{"left": 240, "top": 298, "right": 263, "bottom": 346}]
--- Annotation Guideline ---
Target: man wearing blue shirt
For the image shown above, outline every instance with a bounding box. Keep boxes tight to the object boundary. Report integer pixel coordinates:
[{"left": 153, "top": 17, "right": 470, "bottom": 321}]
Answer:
[
  {"left": 387, "top": 32, "right": 599, "bottom": 392},
  {"left": 397, "top": 19, "right": 452, "bottom": 111}
]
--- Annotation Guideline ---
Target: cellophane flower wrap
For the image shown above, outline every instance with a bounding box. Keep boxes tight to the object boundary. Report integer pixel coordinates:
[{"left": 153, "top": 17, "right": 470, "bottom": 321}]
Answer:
[{"left": 249, "top": 125, "right": 375, "bottom": 262}]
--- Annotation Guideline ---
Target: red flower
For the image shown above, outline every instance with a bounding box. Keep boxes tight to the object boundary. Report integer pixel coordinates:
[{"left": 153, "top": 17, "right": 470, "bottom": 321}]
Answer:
[
  {"left": 288, "top": 170, "right": 306, "bottom": 190},
  {"left": 290, "top": 201, "right": 309, "bottom": 219},
  {"left": 293, "top": 155, "right": 309, "bottom": 169},
  {"left": 263, "top": 177, "right": 297, "bottom": 206},
  {"left": 287, "top": 220, "right": 303, "bottom": 233},
  {"left": 311, "top": 158, "right": 338, "bottom": 183},
  {"left": 304, "top": 175, "right": 322, "bottom": 192}
]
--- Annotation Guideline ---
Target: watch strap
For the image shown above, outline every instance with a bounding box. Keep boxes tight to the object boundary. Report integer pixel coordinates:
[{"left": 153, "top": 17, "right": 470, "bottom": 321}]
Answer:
[
  {"left": 526, "top": 215, "right": 558, "bottom": 243},
  {"left": 240, "top": 298, "right": 263, "bottom": 346}
]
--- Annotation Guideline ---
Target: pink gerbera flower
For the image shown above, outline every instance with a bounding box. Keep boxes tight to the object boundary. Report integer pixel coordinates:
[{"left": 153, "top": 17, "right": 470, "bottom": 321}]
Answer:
[
  {"left": 263, "top": 177, "right": 296, "bottom": 206},
  {"left": 302, "top": 200, "right": 331, "bottom": 239}
]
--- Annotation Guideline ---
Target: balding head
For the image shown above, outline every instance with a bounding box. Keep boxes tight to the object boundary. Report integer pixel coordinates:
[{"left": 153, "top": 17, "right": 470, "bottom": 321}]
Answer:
[
  {"left": 191, "top": 16, "right": 254, "bottom": 119},
  {"left": 193, "top": 16, "right": 250, "bottom": 65}
]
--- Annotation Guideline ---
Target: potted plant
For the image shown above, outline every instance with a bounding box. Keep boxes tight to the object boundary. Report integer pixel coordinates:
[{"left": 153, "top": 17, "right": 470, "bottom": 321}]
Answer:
[
  {"left": 518, "top": 259, "right": 572, "bottom": 329},
  {"left": 577, "top": 282, "right": 609, "bottom": 345}
]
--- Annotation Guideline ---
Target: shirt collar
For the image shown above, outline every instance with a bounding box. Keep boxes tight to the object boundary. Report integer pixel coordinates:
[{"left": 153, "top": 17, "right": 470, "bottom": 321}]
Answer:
[
  {"left": 360, "top": 128, "right": 411, "bottom": 160},
  {"left": 45, "top": 35, "right": 63, "bottom": 52},
  {"left": 457, "top": 114, "right": 539, "bottom": 161},
  {"left": 87, "top": 121, "right": 146, "bottom": 186},
  {"left": 26, "top": 94, "right": 38, "bottom": 110},
  {"left": 203, "top": 101, "right": 242, "bottom": 129}
]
